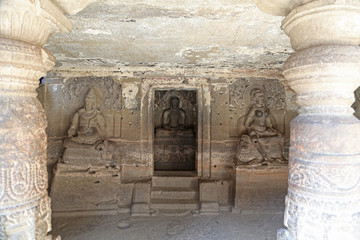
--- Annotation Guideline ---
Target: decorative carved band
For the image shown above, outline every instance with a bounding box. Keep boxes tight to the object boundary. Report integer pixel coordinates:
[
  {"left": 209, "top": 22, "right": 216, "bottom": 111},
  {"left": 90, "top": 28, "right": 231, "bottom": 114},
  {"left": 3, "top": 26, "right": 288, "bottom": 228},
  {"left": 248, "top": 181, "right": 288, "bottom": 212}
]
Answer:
[
  {"left": 284, "top": 188, "right": 360, "bottom": 239},
  {"left": 283, "top": 45, "right": 360, "bottom": 114},
  {"left": 0, "top": 96, "right": 48, "bottom": 214},
  {"left": 0, "top": 38, "right": 55, "bottom": 96},
  {"left": 229, "top": 78, "right": 285, "bottom": 110}
]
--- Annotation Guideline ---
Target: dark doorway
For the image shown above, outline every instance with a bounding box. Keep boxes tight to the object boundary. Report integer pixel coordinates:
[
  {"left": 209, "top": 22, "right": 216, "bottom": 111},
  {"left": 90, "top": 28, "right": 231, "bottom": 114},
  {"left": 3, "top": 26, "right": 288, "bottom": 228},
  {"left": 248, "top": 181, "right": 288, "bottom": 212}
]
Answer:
[{"left": 153, "top": 90, "right": 197, "bottom": 171}]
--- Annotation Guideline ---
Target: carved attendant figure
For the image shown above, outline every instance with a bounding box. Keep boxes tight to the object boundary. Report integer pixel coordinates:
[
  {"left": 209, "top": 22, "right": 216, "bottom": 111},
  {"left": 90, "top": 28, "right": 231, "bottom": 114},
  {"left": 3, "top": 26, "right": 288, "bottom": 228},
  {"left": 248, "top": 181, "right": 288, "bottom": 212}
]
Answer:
[
  {"left": 244, "top": 89, "right": 280, "bottom": 137},
  {"left": 67, "top": 88, "right": 106, "bottom": 145},
  {"left": 236, "top": 88, "right": 285, "bottom": 165}
]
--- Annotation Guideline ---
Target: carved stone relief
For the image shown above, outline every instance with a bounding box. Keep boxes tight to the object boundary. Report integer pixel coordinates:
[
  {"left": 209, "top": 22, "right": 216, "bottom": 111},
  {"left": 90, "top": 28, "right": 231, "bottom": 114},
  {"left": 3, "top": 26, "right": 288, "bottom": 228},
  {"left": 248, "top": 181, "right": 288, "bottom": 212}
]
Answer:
[
  {"left": 0, "top": 96, "right": 48, "bottom": 211},
  {"left": 0, "top": 207, "right": 36, "bottom": 239},
  {"left": 153, "top": 90, "right": 197, "bottom": 171},
  {"left": 230, "top": 78, "right": 287, "bottom": 165},
  {"left": 229, "top": 78, "right": 285, "bottom": 110},
  {"left": 63, "top": 76, "right": 122, "bottom": 112},
  {"left": 36, "top": 196, "right": 52, "bottom": 239},
  {"left": 51, "top": 84, "right": 121, "bottom": 216},
  {"left": 63, "top": 86, "right": 120, "bottom": 167},
  {"left": 64, "top": 77, "right": 122, "bottom": 139},
  {"left": 154, "top": 90, "right": 197, "bottom": 128}
]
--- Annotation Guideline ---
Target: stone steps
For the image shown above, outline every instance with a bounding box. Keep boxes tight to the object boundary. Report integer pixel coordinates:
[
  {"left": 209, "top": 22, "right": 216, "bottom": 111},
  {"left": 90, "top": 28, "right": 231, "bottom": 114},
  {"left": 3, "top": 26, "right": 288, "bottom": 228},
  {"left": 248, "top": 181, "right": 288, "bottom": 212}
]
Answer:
[
  {"left": 151, "top": 187, "right": 199, "bottom": 199},
  {"left": 150, "top": 175, "right": 199, "bottom": 212},
  {"left": 152, "top": 176, "right": 198, "bottom": 188},
  {"left": 151, "top": 199, "right": 199, "bottom": 210}
]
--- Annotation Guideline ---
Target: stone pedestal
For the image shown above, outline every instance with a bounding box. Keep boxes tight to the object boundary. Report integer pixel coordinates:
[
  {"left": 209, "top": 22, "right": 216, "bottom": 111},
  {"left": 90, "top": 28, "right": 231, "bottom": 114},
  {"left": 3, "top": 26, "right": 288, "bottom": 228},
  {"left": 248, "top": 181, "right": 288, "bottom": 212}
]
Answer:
[
  {"left": 154, "top": 135, "right": 196, "bottom": 171},
  {"left": 199, "top": 179, "right": 232, "bottom": 214},
  {"left": 51, "top": 164, "right": 123, "bottom": 216},
  {"left": 233, "top": 165, "right": 288, "bottom": 214},
  {"left": 257, "top": 1, "right": 360, "bottom": 239},
  {"left": 131, "top": 181, "right": 151, "bottom": 216},
  {"left": 0, "top": 0, "right": 71, "bottom": 238}
]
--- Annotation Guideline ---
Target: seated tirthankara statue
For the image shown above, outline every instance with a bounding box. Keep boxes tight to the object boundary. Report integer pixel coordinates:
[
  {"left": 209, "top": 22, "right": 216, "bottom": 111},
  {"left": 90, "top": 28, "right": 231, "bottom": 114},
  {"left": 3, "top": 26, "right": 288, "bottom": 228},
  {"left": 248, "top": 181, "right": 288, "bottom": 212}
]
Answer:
[
  {"left": 156, "top": 96, "right": 194, "bottom": 137},
  {"left": 63, "top": 87, "right": 116, "bottom": 166},
  {"left": 154, "top": 95, "right": 196, "bottom": 171},
  {"left": 235, "top": 88, "right": 286, "bottom": 165}
]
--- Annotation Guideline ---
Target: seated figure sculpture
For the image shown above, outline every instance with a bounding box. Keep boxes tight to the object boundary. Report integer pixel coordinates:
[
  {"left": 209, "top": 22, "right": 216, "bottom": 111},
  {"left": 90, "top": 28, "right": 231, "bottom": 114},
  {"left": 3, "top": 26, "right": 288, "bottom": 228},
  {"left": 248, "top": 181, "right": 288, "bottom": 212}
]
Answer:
[
  {"left": 235, "top": 88, "right": 285, "bottom": 165},
  {"left": 66, "top": 87, "right": 106, "bottom": 146},
  {"left": 63, "top": 87, "right": 117, "bottom": 166},
  {"left": 156, "top": 96, "right": 194, "bottom": 137}
]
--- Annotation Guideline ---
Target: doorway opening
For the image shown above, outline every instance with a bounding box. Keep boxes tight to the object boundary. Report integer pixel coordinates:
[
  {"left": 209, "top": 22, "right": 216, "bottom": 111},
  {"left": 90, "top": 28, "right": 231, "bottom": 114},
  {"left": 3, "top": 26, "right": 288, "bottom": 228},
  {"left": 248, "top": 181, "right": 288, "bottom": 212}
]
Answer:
[{"left": 153, "top": 90, "right": 197, "bottom": 171}]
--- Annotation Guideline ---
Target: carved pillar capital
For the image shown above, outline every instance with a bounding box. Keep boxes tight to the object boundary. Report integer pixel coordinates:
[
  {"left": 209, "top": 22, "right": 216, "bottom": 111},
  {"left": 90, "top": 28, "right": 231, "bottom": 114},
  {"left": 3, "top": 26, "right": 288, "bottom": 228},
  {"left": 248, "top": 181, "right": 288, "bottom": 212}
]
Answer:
[
  {"left": 282, "top": 1, "right": 360, "bottom": 51},
  {"left": 0, "top": 0, "right": 71, "bottom": 46}
]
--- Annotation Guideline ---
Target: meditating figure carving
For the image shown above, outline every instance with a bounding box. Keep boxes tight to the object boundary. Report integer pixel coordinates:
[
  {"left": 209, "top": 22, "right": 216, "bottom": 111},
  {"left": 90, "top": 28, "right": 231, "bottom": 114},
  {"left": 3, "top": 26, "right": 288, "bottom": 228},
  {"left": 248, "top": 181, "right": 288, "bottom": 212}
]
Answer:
[
  {"left": 235, "top": 88, "right": 285, "bottom": 165},
  {"left": 66, "top": 87, "right": 106, "bottom": 146},
  {"left": 63, "top": 87, "right": 119, "bottom": 167},
  {"left": 156, "top": 96, "right": 194, "bottom": 137}
]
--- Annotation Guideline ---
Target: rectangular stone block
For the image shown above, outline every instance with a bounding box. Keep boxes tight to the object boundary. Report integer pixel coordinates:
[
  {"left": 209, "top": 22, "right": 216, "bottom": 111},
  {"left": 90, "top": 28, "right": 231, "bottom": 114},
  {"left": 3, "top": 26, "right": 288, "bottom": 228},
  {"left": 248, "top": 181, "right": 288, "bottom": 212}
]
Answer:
[
  {"left": 51, "top": 164, "right": 123, "bottom": 216},
  {"left": 200, "top": 202, "right": 220, "bottom": 215},
  {"left": 121, "top": 165, "right": 151, "bottom": 179},
  {"left": 133, "top": 181, "right": 151, "bottom": 203},
  {"left": 200, "top": 181, "right": 218, "bottom": 202},
  {"left": 199, "top": 179, "right": 232, "bottom": 213},
  {"left": 131, "top": 181, "right": 151, "bottom": 216},
  {"left": 233, "top": 165, "right": 288, "bottom": 213},
  {"left": 131, "top": 203, "right": 150, "bottom": 216}
]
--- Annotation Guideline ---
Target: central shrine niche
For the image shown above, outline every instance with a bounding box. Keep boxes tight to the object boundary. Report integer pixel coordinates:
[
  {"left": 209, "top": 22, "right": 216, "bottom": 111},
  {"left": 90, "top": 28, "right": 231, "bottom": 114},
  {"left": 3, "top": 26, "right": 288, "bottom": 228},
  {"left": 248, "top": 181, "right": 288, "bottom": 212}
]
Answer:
[{"left": 153, "top": 90, "right": 197, "bottom": 171}]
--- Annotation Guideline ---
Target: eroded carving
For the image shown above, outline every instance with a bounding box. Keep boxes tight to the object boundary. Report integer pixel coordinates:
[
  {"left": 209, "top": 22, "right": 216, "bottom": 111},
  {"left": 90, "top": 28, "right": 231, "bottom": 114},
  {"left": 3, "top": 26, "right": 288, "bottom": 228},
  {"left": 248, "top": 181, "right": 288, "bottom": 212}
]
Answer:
[
  {"left": 0, "top": 207, "right": 36, "bottom": 239},
  {"left": 229, "top": 78, "right": 285, "bottom": 110},
  {"left": 229, "top": 78, "right": 250, "bottom": 109},
  {"left": 0, "top": 96, "right": 48, "bottom": 209},
  {"left": 156, "top": 96, "right": 194, "bottom": 137},
  {"left": 64, "top": 77, "right": 122, "bottom": 111},
  {"left": 288, "top": 162, "right": 360, "bottom": 194},
  {"left": 235, "top": 88, "right": 286, "bottom": 165},
  {"left": 36, "top": 196, "right": 52, "bottom": 239},
  {"left": 63, "top": 86, "right": 119, "bottom": 167},
  {"left": 66, "top": 87, "right": 106, "bottom": 146}
]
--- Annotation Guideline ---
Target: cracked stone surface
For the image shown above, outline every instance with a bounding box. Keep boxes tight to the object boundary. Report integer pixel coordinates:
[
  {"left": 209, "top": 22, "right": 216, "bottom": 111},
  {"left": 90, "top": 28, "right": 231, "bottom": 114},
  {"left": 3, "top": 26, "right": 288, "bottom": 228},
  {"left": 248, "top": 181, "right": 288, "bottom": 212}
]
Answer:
[
  {"left": 51, "top": 212, "right": 283, "bottom": 239},
  {"left": 45, "top": 0, "right": 292, "bottom": 70}
]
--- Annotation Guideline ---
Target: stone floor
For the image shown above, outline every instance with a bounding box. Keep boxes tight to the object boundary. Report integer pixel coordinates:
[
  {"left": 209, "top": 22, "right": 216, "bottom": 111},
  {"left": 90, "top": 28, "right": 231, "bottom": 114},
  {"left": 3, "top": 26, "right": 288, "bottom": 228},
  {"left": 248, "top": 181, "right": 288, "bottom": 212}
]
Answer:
[{"left": 51, "top": 211, "right": 284, "bottom": 240}]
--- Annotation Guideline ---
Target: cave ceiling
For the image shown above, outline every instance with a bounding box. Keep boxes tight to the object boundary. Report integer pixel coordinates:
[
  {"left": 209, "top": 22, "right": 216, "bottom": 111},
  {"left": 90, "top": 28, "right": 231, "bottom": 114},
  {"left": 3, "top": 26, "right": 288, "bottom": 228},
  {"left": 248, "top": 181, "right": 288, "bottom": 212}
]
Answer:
[{"left": 46, "top": 0, "right": 292, "bottom": 71}]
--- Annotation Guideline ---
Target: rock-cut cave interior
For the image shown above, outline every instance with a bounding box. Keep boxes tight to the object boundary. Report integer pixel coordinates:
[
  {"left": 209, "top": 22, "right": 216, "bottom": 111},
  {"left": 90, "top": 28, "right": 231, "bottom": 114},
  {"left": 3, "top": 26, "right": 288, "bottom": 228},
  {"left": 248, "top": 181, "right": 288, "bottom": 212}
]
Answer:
[{"left": 1, "top": 0, "right": 360, "bottom": 239}]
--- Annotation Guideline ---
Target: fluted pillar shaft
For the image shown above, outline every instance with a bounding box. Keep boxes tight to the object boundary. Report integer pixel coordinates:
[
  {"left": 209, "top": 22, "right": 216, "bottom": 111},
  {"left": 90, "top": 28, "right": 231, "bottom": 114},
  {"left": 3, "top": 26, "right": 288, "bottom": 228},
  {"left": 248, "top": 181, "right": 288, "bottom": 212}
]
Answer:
[
  {"left": 0, "top": 0, "right": 71, "bottom": 239},
  {"left": 257, "top": 0, "right": 360, "bottom": 239}
]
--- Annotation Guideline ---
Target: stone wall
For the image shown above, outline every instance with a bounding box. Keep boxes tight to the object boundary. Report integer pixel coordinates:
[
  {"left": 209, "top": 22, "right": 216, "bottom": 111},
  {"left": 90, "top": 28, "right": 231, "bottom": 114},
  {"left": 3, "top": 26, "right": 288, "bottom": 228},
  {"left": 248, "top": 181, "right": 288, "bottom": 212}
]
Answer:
[{"left": 38, "top": 67, "right": 297, "bottom": 214}]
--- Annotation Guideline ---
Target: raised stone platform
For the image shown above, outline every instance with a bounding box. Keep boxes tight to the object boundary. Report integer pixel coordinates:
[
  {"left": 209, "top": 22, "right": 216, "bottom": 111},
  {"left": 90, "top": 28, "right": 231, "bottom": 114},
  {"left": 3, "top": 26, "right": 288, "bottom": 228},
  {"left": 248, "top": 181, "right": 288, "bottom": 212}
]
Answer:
[
  {"left": 233, "top": 165, "right": 288, "bottom": 213},
  {"left": 50, "top": 163, "right": 132, "bottom": 216}
]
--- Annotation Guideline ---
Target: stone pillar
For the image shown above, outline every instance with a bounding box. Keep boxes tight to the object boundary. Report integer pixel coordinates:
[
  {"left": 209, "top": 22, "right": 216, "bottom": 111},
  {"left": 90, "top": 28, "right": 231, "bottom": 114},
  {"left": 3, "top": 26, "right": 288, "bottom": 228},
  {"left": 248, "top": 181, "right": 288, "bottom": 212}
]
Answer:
[
  {"left": 0, "top": 0, "right": 71, "bottom": 239},
  {"left": 257, "top": 1, "right": 360, "bottom": 239}
]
